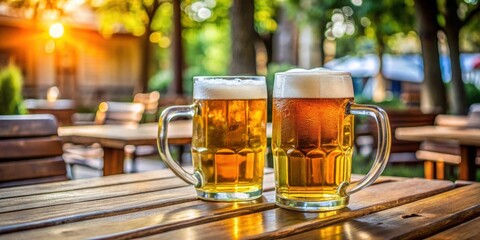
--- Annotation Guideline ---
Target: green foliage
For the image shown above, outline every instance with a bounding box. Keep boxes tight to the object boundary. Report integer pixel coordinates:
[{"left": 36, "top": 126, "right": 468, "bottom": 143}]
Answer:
[
  {"left": 151, "top": 2, "right": 173, "bottom": 35},
  {"left": 254, "top": 0, "right": 279, "bottom": 34},
  {"left": 352, "top": 152, "right": 424, "bottom": 177},
  {"left": 0, "top": 64, "right": 27, "bottom": 115},
  {"left": 335, "top": 35, "right": 357, "bottom": 56},
  {"left": 95, "top": 0, "right": 149, "bottom": 37},
  {"left": 460, "top": 16, "right": 480, "bottom": 52},
  {"left": 94, "top": 0, "right": 282, "bottom": 93},
  {"left": 183, "top": 22, "right": 231, "bottom": 95},
  {"left": 148, "top": 70, "right": 172, "bottom": 94},
  {"left": 354, "top": 36, "right": 377, "bottom": 54},
  {"left": 446, "top": 81, "right": 480, "bottom": 109},
  {"left": 286, "top": 0, "right": 343, "bottom": 26},
  {"left": 180, "top": 0, "right": 231, "bottom": 29},
  {"left": 355, "top": 95, "right": 407, "bottom": 110},
  {"left": 353, "top": 0, "right": 415, "bottom": 54},
  {"left": 465, "top": 82, "right": 480, "bottom": 106}
]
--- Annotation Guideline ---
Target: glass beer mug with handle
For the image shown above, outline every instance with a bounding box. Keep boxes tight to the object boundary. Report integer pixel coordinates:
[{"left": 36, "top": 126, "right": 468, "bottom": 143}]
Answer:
[
  {"left": 158, "top": 76, "right": 268, "bottom": 201},
  {"left": 272, "top": 69, "right": 391, "bottom": 211}
]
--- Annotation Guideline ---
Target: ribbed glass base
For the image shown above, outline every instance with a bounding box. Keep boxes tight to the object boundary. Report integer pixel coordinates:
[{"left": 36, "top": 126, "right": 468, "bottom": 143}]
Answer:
[
  {"left": 196, "top": 189, "right": 263, "bottom": 201},
  {"left": 275, "top": 195, "right": 349, "bottom": 212}
]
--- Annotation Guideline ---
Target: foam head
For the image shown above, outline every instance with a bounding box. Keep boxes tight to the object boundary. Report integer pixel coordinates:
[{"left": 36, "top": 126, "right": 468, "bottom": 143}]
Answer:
[
  {"left": 273, "top": 68, "right": 354, "bottom": 98},
  {"left": 193, "top": 76, "right": 267, "bottom": 100}
]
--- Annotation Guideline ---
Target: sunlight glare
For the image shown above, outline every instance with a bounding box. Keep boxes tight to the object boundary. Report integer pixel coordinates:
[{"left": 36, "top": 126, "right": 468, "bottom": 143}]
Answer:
[{"left": 49, "top": 23, "right": 64, "bottom": 39}]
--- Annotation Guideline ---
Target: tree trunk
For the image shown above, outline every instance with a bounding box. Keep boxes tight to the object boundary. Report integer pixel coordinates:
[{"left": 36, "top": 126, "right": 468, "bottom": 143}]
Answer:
[
  {"left": 414, "top": 0, "right": 447, "bottom": 114},
  {"left": 137, "top": 0, "right": 160, "bottom": 93},
  {"left": 229, "top": 0, "right": 256, "bottom": 75},
  {"left": 318, "top": 17, "right": 326, "bottom": 67},
  {"left": 272, "top": 6, "right": 297, "bottom": 65},
  {"left": 171, "top": 0, "right": 184, "bottom": 95},
  {"left": 373, "top": 34, "right": 386, "bottom": 102},
  {"left": 138, "top": 33, "right": 152, "bottom": 93},
  {"left": 444, "top": 0, "right": 467, "bottom": 115}
]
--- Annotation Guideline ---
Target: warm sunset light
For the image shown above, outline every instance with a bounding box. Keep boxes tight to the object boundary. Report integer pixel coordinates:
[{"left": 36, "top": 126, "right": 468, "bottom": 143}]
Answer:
[{"left": 49, "top": 23, "right": 64, "bottom": 39}]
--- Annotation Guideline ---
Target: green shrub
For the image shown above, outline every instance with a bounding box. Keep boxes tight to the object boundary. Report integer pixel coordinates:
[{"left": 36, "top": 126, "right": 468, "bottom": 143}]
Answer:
[
  {"left": 148, "top": 70, "right": 173, "bottom": 95},
  {"left": 0, "top": 64, "right": 27, "bottom": 115},
  {"left": 355, "top": 95, "right": 407, "bottom": 110},
  {"left": 464, "top": 82, "right": 480, "bottom": 107}
]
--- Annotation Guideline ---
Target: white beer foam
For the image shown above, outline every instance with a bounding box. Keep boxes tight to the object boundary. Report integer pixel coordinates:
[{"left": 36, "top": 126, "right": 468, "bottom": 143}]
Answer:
[
  {"left": 273, "top": 68, "right": 354, "bottom": 98},
  {"left": 194, "top": 78, "right": 267, "bottom": 100}
]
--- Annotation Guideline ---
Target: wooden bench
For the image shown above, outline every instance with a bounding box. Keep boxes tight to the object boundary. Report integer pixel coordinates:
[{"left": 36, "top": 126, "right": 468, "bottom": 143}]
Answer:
[
  {"left": 0, "top": 114, "right": 68, "bottom": 188},
  {"left": 417, "top": 104, "right": 480, "bottom": 180},
  {"left": 64, "top": 101, "right": 148, "bottom": 176},
  {"left": 134, "top": 91, "right": 160, "bottom": 122},
  {"left": 368, "top": 109, "right": 437, "bottom": 164}
]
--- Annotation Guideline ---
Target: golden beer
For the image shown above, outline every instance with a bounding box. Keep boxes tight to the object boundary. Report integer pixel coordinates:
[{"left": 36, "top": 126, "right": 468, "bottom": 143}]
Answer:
[
  {"left": 192, "top": 98, "right": 267, "bottom": 197},
  {"left": 158, "top": 77, "right": 267, "bottom": 201},
  {"left": 271, "top": 69, "right": 391, "bottom": 211},
  {"left": 272, "top": 97, "right": 354, "bottom": 204}
]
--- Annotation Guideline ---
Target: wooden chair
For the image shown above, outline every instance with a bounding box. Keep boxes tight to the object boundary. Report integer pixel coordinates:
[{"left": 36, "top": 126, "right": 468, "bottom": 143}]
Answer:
[
  {"left": 64, "top": 101, "right": 145, "bottom": 177},
  {"left": 133, "top": 91, "right": 160, "bottom": 122},
  {"left": 416, "top": 104, "right": 480, "bottom": 180},
  {"left": 0, "top": 114, "right": 68, "bottom": 188},
  {"left": 369, "top": 109, "right": 437, "bottom": 164},
  {"left": 129, "top": 92, "right": 162, "bottom": 170},
  {"left": 94, "top": 101, "right": 145, "bottom": 127}
]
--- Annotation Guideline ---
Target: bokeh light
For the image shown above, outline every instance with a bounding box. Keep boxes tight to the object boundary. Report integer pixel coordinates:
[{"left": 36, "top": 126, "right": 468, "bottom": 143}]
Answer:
[
  {"left": 44, "top": 40, "right": 56, "bottom": 53},
  {"left": 49, "top": 23, "right": 64, "bottom": 39}
]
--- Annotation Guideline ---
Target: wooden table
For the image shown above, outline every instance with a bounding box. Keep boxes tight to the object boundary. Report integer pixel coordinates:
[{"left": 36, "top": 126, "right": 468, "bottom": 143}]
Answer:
[
  {"left": 59, "top": 121, "right": 273, "bottom": 176},
  {"left": 396, "top": 126, "right": 480, "bottom": 181},
  {"left": 25, "top": 99, "right": 76, "bottom": 126},
  {"left": 0, "top": 169, "right": 479, "bottom": 239},
  {"left": 58, "top": 120, "right": 193, "bottom": 176}
]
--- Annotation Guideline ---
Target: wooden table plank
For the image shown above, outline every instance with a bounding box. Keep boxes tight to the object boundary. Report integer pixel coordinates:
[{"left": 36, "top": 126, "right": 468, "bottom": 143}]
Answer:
[
  {"left": 395, "top": 126, "right": 480, "bottom": 146},
  {"left": 0, "top": 169, "right": 178, "bottom": 199},
  {"left": 0, "top": 192, "right": 277, "bottom": 239},
  {"left": 426, "top": 216, "right": 480, "bottom": 240},
  {"left": 0, "top": 168, "right": 274, "bottom": 200},
  {"left": 0, "top": 173, "right": 383, "bottom": 235},
  {"left": 0, "top": 168, "right": 273, "bottom": 213},
  {"left": 287, "top": 183, "right": 480, "bottom": 239},
  {"left": 95, "top": 179, "right": 453, "bottom": 240},
  {"left": 0, "top": 178, "right": 189, "bottom": 213},
  {"left": 0, "top": 174, "right": 406, "bottom": 238},
  {"left": 0, "top": 186, "right": 197, "bottom": 235},
  {"left": 0, "top": 171, "right": 467, "bottom": 240},
  {"left": 0, "top": 172, "right": 275, "bottom": 233}
]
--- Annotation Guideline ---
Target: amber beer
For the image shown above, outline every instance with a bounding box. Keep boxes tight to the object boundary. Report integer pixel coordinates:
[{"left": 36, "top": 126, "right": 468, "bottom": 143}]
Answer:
[
  {"left": 272, "top": 69, "right": 356, "bottom": 211},
  {"left": 191, "top": 77, "right": 267, "bottom": 200}
]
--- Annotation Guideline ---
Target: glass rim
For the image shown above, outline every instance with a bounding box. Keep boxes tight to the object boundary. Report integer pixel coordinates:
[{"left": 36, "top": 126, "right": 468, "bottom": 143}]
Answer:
[
  {"left": 193, "top": 76, "right": 265, "bottom": 81},
  {"left": 275, "top": 71, "right": 351, "bottom": 77}
]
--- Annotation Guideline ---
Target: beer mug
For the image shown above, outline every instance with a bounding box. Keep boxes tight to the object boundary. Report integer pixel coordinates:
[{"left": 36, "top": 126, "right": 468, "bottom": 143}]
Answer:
[
  {"left": 272, "top": 69, "right": 391, "bottom": 211},
  {"left": 158, "top": 76, "right": 267, "bottom": 201}
]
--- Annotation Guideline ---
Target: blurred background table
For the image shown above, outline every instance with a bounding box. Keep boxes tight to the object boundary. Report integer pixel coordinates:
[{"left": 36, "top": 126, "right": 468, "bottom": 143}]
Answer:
[
  {"left": 24, "top": 99, "right": 75, "bottom": 126},
  {"left": 396, "top": 125, "right": 480, "bottom": 181},
  {"left": 58, "top": 120, "right": 192, "bottom": 175},
  {"left": 0, "top": 169, "right": 478, "bottom": 239}
]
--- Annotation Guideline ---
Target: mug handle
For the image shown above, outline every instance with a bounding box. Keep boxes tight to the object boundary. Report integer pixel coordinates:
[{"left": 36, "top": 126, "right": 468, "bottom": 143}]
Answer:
[
  {"left": 157, "top": 105, "right": 203, "bottom": 188},
  {"left": 346, "top": 103, "right": 391, "bottom": 195}
]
